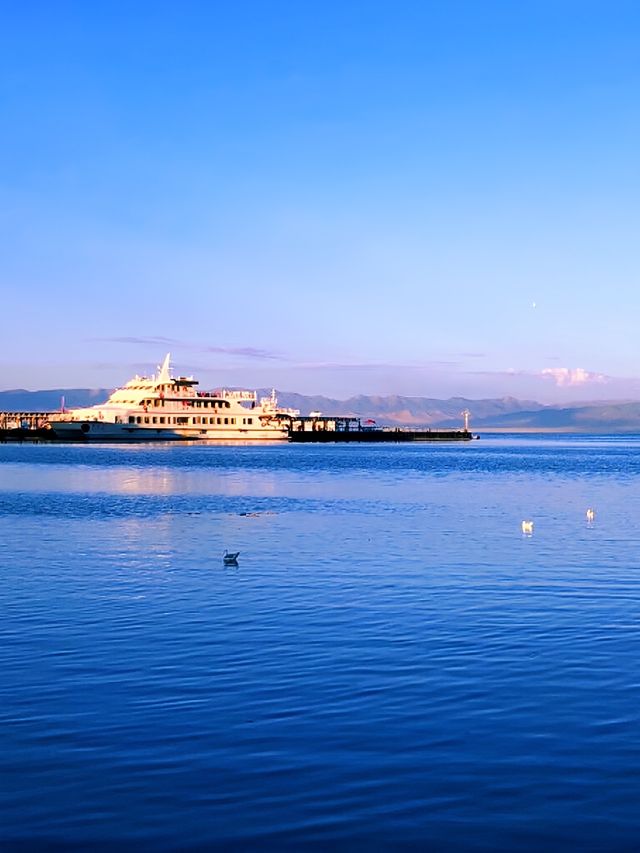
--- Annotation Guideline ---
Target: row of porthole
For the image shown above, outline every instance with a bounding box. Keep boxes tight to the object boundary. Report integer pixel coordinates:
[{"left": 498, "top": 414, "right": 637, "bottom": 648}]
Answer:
[
  {"left": 128, "top": 416, "right": 254, "bottom": 426},
  {"left": 140, "top": 399, "right": 231, "bottom": 409}
]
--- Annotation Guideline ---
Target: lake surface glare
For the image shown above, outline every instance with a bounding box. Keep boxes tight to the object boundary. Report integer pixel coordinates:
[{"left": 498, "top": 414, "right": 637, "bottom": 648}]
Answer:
[{"left": 1, "top": 437, "right": 640, "bottom": 850}]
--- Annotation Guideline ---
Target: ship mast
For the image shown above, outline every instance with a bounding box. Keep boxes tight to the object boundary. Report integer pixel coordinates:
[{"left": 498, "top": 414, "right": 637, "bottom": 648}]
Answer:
[{"left": 156, "top": 353, "right": 172, "bottom": 384}]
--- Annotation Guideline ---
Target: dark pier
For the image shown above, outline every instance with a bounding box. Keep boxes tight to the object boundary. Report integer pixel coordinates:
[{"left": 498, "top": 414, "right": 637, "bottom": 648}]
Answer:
[
  {"left": 1, "top": 411, "right": 475, "bottom": 443},
  {"left": 285, "top": 415, "right": 473, "bottom": 442},
  {"left": 0, "top": 411, "right": 55, "bottom": 441}
]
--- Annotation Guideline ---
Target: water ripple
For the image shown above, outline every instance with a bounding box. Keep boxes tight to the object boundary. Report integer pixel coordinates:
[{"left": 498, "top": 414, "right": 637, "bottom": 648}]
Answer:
[{"left": 1, "top": 438, "right": 640, "bottom": 849}]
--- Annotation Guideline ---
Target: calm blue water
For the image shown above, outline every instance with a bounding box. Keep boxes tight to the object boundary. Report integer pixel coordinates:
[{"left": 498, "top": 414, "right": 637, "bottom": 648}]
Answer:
[{"left": 2, "top": 436, "right": 640, "bottom": 850}]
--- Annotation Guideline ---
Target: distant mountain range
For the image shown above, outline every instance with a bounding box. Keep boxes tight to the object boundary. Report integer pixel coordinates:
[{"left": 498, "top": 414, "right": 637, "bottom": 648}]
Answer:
[
  {"left": 0, "top": 388, "right": 114, "bottom": 411},
  {"left": 270, "top": 392, "right": 547, "bottom": 428},
  {"left": 3, "top": 387, "right": 640, "bottom": 432}
]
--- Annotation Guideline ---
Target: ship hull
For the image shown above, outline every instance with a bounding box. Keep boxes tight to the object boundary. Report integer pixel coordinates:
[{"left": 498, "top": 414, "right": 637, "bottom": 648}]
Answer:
[{"left": 51, "top": 421, "right": 289, "bottom": 441}]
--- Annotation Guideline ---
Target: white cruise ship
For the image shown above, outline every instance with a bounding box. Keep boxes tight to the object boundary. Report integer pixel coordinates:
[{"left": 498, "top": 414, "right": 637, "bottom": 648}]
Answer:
[{"left": 50, "top": 354, "right": 298, "bottom": 441}]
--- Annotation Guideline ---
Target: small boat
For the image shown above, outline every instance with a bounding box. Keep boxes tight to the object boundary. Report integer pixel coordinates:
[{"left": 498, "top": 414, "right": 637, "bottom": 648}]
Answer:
[{"left": 223, "top": 551, "right": 240, "bottom": 565}]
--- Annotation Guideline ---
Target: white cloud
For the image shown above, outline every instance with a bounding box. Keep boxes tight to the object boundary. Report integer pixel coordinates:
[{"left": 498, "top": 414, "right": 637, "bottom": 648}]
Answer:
[{"left": 541, "top": 367, "right": 607, "bottom": 387}]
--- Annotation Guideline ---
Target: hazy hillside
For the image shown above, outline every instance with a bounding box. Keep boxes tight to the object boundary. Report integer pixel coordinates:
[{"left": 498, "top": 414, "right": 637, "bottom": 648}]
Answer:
[
  {"left": 0, "top": 387, "right": 544, "bottom": 424},
  {"left": 263, "top": 392, "right": 545, "bottom": 426},
  {"left": 3, "top": 387, "right": 640, "bottom": 431},
  {"left": 471, "top": 402, "right": 640, "bottom": 432},
  {"left": 0, "top": 389, "right": 112, "bottom": 411}
]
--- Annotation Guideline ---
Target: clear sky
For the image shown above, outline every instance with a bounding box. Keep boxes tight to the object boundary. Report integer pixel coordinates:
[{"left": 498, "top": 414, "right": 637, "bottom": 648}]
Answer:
[{"left": 2, "top": 1, "right": 639, "bottom": 401}]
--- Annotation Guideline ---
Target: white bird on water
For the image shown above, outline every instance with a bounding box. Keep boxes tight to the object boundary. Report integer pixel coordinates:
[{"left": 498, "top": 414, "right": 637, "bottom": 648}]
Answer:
[
  {"left": 521, "top": 520, "right": 534, "bottom": 534},
  {"left": 586, "top": 508, "right": 595, "bottom": 523}
]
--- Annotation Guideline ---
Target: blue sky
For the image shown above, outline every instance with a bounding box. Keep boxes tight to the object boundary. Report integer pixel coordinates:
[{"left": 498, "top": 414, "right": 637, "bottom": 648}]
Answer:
[{"left": 1, "top": 1, "right": 639, "bottom": 401}]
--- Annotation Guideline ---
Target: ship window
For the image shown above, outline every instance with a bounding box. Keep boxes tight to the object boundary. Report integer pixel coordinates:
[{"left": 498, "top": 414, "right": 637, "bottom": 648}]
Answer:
[
  {"left": 217, "top": 417, "right": 221, "bottom": 424},
  {"left": 247, "top": 418, "right": 253, "bottom": 424},
  {"left": 224, "top": 401, "right": 230, "bottom": 409},
  {"left": 136, "top": 416, "right": 142, "bottom": 424},
  {"left": 177, "top": 416, "right": 188, "bottom": 424},
  {"left": 231, "top": 418, "right": 236, "bottom": 424},
  {"left": 224, "top": 417, "right": 228, "bottom": 424},
  {"left": 152, "top": 417, "right": 157, "bottom": 424},
  {"left": 144, "top": 417, "right": 149, "bottom": 424},
  {"left": 128, "top": 416, "right": 135, "bottom": 424},
  {"left": 160, "top": 417, "right": 165, "bottom": 424},
  {"left": 209, "top": 417, "right": 214, "bottom": 424},
  {"left": 194, "top": 417, "right": 200, "bottom": 424}
]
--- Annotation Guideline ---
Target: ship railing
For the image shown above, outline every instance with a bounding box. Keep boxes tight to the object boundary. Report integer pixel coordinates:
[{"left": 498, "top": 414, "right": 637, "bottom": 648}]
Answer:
[{"left": 213, "top": 390, "right": 257, "bottom": 401}]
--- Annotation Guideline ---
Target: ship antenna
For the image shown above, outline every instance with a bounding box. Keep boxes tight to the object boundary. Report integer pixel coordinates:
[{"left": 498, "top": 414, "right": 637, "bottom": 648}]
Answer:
[{"left": 157, "top": 353, "right": 172, "bottom": 383}]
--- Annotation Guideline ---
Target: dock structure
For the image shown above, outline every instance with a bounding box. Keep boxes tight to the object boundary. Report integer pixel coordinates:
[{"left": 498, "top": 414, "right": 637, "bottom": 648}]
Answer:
[
  {"left": 284, "top": 414, "right": 473, "bottom": 442},
  {"left": 286, "top": 415, "right": 362, "bottom": 434},
  {"left": 0, "top": 411, "right": 54, "bottom": 430},
  {"left": 0, "top": 411, "right": 55, "bottom": 439},
  {"left": 0, "top": 411, "right": 474, "bottom": 443}
]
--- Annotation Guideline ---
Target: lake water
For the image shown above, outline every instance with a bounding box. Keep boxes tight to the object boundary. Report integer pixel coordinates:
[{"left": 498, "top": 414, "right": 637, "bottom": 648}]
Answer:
[{"left": 1, "top": 436, "right": 640, "bottom": 850}]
